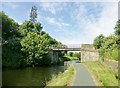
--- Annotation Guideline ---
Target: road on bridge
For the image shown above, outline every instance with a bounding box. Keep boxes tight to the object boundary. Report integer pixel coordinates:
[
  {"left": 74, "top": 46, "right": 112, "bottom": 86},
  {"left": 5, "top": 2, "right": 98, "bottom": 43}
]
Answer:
[{"left": 67, "top": 61, "right": 96, "bottom": 86}]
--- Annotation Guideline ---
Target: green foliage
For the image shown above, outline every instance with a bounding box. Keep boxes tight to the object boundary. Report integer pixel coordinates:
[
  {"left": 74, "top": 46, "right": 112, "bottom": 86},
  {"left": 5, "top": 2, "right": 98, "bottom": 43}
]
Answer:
[
  {"left": 114, "top": 20, "right": 120, "bottom": 36},
  {"left": 69, "top": 52, "right": 73, "bottom": 57},
  {"left": 20, "top": 32, "right": 51, "bottom": 66},
  {"left": 1, "top": 11, "right": 19, "bottom": 42},
  {"left": 93, "top": 34, "right": 105, "bottom": 49},
  {"left": 2, "top": 11, "right": 63, "bottom": 68},
  {"left": 1, "top": 11, "right": 25, "bottom": 68},
  {"left": 94, "top": 20, "right": 120, "bottom": 61},
  {"left": 99, "top": 35, "right": 119, "bottom": 61},
  {"left": 18, "top": 20, "right": 36, "bottom": 37},
  {"left": 73, "top": 52, "right": 81, "bottom": 60},
  {"left": 34, "top": 22, "right": 43, "bottom": 32}
]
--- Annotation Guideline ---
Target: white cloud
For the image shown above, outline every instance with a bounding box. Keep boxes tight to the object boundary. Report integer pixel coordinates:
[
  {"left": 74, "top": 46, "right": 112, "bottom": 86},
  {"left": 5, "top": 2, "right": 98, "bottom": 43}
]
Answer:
[
  {"left": 2, "top": 2, "right": 18, "bottom": 9},
  {"left": 39, "top": 2, "right": 63, "bottom": 14},
  {"left": 85, "top": 3, "right": 118, "bottom": 38},
  {"left": 72, "top": 2, "right": 118, "bottom": 44},
  {"left": 46, "top": 17, "right": 70, "bottom": 28},
  {"left": 39, "top": 2, "right": 118, "bottom": 45}
]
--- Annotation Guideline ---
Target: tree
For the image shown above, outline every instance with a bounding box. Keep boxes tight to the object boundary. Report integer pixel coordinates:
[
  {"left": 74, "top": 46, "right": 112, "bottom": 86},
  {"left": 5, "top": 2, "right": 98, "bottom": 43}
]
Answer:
[
  {"left": 1, "top": 11, "right": 19, "bottom": 43},
  {"left": 73, "top": 52, "right": 81, "bottom": 60},
  {"left": 99, "top": 35, "right": 118, "bottom": 61},
  {"left": 69, "top": 52, "right": 73, "bottom": 57},
  {"left": 18, "top": 21, "right": 43, "bottom": 37},
  {"left": 93, "top": 34, "right": 105, "bottom": 49},
  {"left": 20, "top": 31, "right": 60, "bottom": 66},
  {"left": 18, "top": 20, "right": 35, "bottom": 37},
  {"left": 34, "top": 22, "right": 43, "bottom": 32},
  {"left": 1, "top": 12, "right": 25, "bottom": 68},
  {"left": 114, "top": 20, "right": 120, "bottom": 36}
]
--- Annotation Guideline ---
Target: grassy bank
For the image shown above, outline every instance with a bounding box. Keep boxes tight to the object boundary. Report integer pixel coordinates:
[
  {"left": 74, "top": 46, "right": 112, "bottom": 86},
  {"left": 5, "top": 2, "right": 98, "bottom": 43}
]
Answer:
[
  {"left": 46, "top": 66, "right": 75, "bottom": 86},
  {"left": 65, "top": 55, "right": 79, "bottom": 60},
  {"left": 84, "top": 61, "right": 118, "bottom": 86}
]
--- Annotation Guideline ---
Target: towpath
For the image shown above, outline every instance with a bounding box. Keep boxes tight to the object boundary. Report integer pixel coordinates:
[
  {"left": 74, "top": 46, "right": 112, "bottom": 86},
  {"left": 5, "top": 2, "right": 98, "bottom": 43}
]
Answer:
[{"left": 67, "top": 60, "right": 96, "bottom": 86}]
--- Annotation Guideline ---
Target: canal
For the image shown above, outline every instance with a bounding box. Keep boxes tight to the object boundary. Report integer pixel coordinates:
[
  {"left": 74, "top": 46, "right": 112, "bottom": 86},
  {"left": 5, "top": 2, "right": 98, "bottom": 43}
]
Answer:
[{"left": 2, "top": 65, "right": 65, "bottom": 86}]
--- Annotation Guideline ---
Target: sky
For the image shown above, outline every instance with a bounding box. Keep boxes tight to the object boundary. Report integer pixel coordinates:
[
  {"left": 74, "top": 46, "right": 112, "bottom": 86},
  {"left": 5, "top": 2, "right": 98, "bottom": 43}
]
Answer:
[{"left": 1, "top": 1, "right": 118, "bottom": 46}]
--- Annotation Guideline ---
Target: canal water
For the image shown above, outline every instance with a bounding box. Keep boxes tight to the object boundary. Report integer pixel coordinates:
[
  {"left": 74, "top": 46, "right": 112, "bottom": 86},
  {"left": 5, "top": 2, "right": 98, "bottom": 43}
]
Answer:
[{"left": 2, "top": 66, "right": 65, "bottom": 86}]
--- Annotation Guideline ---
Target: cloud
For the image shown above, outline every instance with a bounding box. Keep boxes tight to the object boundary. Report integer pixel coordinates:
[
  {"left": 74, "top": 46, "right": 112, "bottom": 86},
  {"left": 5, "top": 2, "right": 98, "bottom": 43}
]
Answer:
[
  {"left": 38, "top": 2, "right": 118, "bottom": 45},
  {"left": 71, "top": 2, "right": 118, "bottom": 44},
  {"left": 46, "top": 17, "right": 70, "bottom": 28},
  {"left": 2, "top": 2, "right": 18, "bottom": 9},
  {"left": 39, "top": 2, "right": 63, "bottom": 14},
  {"left": 85, "top": 3, "right": 118, "bottom": 37}
]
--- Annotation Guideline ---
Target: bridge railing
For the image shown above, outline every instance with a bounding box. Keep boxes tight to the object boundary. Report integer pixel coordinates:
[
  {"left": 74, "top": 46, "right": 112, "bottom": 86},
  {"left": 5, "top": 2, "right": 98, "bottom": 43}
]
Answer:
[
  {"left": 52, "top": 44, "right": 81, "bottom": 49},
  {"left": 51, "top": 45, "right": 68, "bottom": 49}
]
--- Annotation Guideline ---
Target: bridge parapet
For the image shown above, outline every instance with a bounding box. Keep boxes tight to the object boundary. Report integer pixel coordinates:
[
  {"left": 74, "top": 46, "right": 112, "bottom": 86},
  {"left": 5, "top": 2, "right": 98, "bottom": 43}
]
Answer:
[{"left": 52, "top": 44, "right": 81, "bottom": 51}]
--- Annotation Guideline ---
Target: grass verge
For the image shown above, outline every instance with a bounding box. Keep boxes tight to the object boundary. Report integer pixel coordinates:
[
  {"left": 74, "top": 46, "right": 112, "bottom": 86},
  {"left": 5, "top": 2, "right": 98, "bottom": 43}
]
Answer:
[
  {"left": 65, "top": 55, "right": 79, "bottom": 60},
  {"left": 84, "top": 61, "right": 118, "bottom": 86},
  {"left": 46, "top": 66, "right": 75, "bottom": 86}
]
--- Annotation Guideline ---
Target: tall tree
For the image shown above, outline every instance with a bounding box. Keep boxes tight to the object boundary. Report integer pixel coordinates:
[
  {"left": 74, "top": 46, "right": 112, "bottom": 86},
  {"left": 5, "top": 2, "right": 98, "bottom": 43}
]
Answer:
[
  {"left": 93, "top": 34, "right": 105, "bottom": 49},
  {"left": 114, "top": 20, "right": 120, "bottom": 36},
  {"left": 1, "top": 11, "right": 19, "bottom": 43}
]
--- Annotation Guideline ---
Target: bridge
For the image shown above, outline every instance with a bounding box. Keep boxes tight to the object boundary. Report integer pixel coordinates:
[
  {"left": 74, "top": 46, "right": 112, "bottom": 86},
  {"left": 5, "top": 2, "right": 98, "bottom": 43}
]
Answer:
[
  {"left": 52, "top": 44, "right": 81, "bottom": 51},
  {"left": 50, "top": 44, "right": 99, "bottom": 63},
  {"left": 52, "top": 48, "right": 81, "bottom": 51}
]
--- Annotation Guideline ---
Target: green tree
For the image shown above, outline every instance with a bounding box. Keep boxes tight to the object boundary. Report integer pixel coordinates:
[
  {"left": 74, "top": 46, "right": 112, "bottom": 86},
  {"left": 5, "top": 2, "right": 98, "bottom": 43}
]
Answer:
[
  {"left": 114, "top": 20, "right": 120, "bottom": 36},
  {"left": 69, "top": 52, "right": 73, "bottom": 57},
  {"left": 93, "top": 34, "right": 105, "bottom": 49},
  {"left": 18, "top": 20, "right": 35, "bottom": 37},
  {"left": 99, "top": 35, "right": 118, "bottom": 61},
  {"left": 1, "top": 12, "right": 25, "bottom": 68},
  {"left": 34, "top": 22, "right": 43, "bottom": 32},
  {"left": 1, "top": 11, "right": 19, "bottom": 42},
  {"left": 73, "top": 52, "right": 81, "bottom": 60},
  {"left": 20, "top": 32, "right": 49, "bottom": 66}
]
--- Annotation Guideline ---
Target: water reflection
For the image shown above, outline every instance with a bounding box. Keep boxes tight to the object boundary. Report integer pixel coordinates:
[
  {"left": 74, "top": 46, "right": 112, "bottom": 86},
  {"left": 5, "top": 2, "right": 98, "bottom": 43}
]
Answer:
[{"left": 2, "top": 66, "right": 65, "bottom": 86}]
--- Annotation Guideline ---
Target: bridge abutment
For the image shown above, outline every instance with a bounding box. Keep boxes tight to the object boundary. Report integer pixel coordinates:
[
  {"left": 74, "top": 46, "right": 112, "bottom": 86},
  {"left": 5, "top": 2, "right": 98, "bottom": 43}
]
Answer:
[{"left": 81, "top": 44, "right": 99, "bottom": 62}]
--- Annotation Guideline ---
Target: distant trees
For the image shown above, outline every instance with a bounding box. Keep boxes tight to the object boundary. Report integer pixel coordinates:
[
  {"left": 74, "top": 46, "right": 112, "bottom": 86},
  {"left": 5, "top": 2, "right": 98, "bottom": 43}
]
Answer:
[
  {"left": 73, "top": 52, "right": 81, "bottom": 60},
  {"left": 69, "top": 52, "right": 73, "bottom": 57},
  {"left": 93, "top": 20, "right": 120, "bottom": 61}
]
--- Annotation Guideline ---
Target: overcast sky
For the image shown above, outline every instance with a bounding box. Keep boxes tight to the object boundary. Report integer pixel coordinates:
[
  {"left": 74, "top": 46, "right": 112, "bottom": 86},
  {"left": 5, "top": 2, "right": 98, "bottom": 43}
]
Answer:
[{"left": 2, "top": 1, "right": 118, "bottom": 45}]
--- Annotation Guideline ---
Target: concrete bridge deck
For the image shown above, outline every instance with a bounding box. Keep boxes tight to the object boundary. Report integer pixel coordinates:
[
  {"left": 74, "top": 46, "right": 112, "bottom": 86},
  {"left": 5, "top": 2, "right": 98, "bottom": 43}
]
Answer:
[{"left": 52, "top": 48, "right": 81, "bottom": 51}]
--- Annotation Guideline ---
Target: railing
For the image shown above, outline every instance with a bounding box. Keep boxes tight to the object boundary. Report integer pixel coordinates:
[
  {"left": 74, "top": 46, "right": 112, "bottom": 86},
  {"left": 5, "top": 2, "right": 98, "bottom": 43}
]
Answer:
[{"left": 52, "top": 44, "right": 81, "bottom": 48}]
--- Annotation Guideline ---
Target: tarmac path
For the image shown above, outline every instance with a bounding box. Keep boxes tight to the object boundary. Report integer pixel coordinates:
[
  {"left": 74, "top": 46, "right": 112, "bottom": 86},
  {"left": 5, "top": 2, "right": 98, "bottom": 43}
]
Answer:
[{"left": 67, "top": 61, "right": 96, "bottom": 86}]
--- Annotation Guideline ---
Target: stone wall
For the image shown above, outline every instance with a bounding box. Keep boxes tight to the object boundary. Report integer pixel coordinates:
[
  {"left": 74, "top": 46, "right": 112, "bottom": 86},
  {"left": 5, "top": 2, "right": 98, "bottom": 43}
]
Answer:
[
  {"left": 80, "top": 44, "right": 118, "bottom": 70},
  {"left": 100, "top": 59, "right": 118, "bottom": 70},
  {"left": 81, "top": 44, "right": 99, "bottom": 62}
]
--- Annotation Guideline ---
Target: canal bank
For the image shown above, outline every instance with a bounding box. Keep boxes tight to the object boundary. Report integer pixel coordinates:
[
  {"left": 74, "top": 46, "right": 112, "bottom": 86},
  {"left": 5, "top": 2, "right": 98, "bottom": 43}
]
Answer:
[{"left": 46, "top": 65, "right": 75, "bottom": 86}]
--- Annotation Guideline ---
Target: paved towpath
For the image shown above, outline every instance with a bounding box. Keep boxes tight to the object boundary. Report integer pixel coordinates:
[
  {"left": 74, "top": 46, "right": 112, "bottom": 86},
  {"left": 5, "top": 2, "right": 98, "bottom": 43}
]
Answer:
[{"left": 67, "top": 61, "right": 96, "bottom": 86}]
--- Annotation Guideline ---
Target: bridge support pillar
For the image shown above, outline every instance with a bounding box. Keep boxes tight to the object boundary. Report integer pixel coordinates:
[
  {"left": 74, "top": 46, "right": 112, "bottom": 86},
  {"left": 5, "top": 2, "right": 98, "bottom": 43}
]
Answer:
[{"left": 49, "top": 50, "right": 59, "bottom": 64}]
